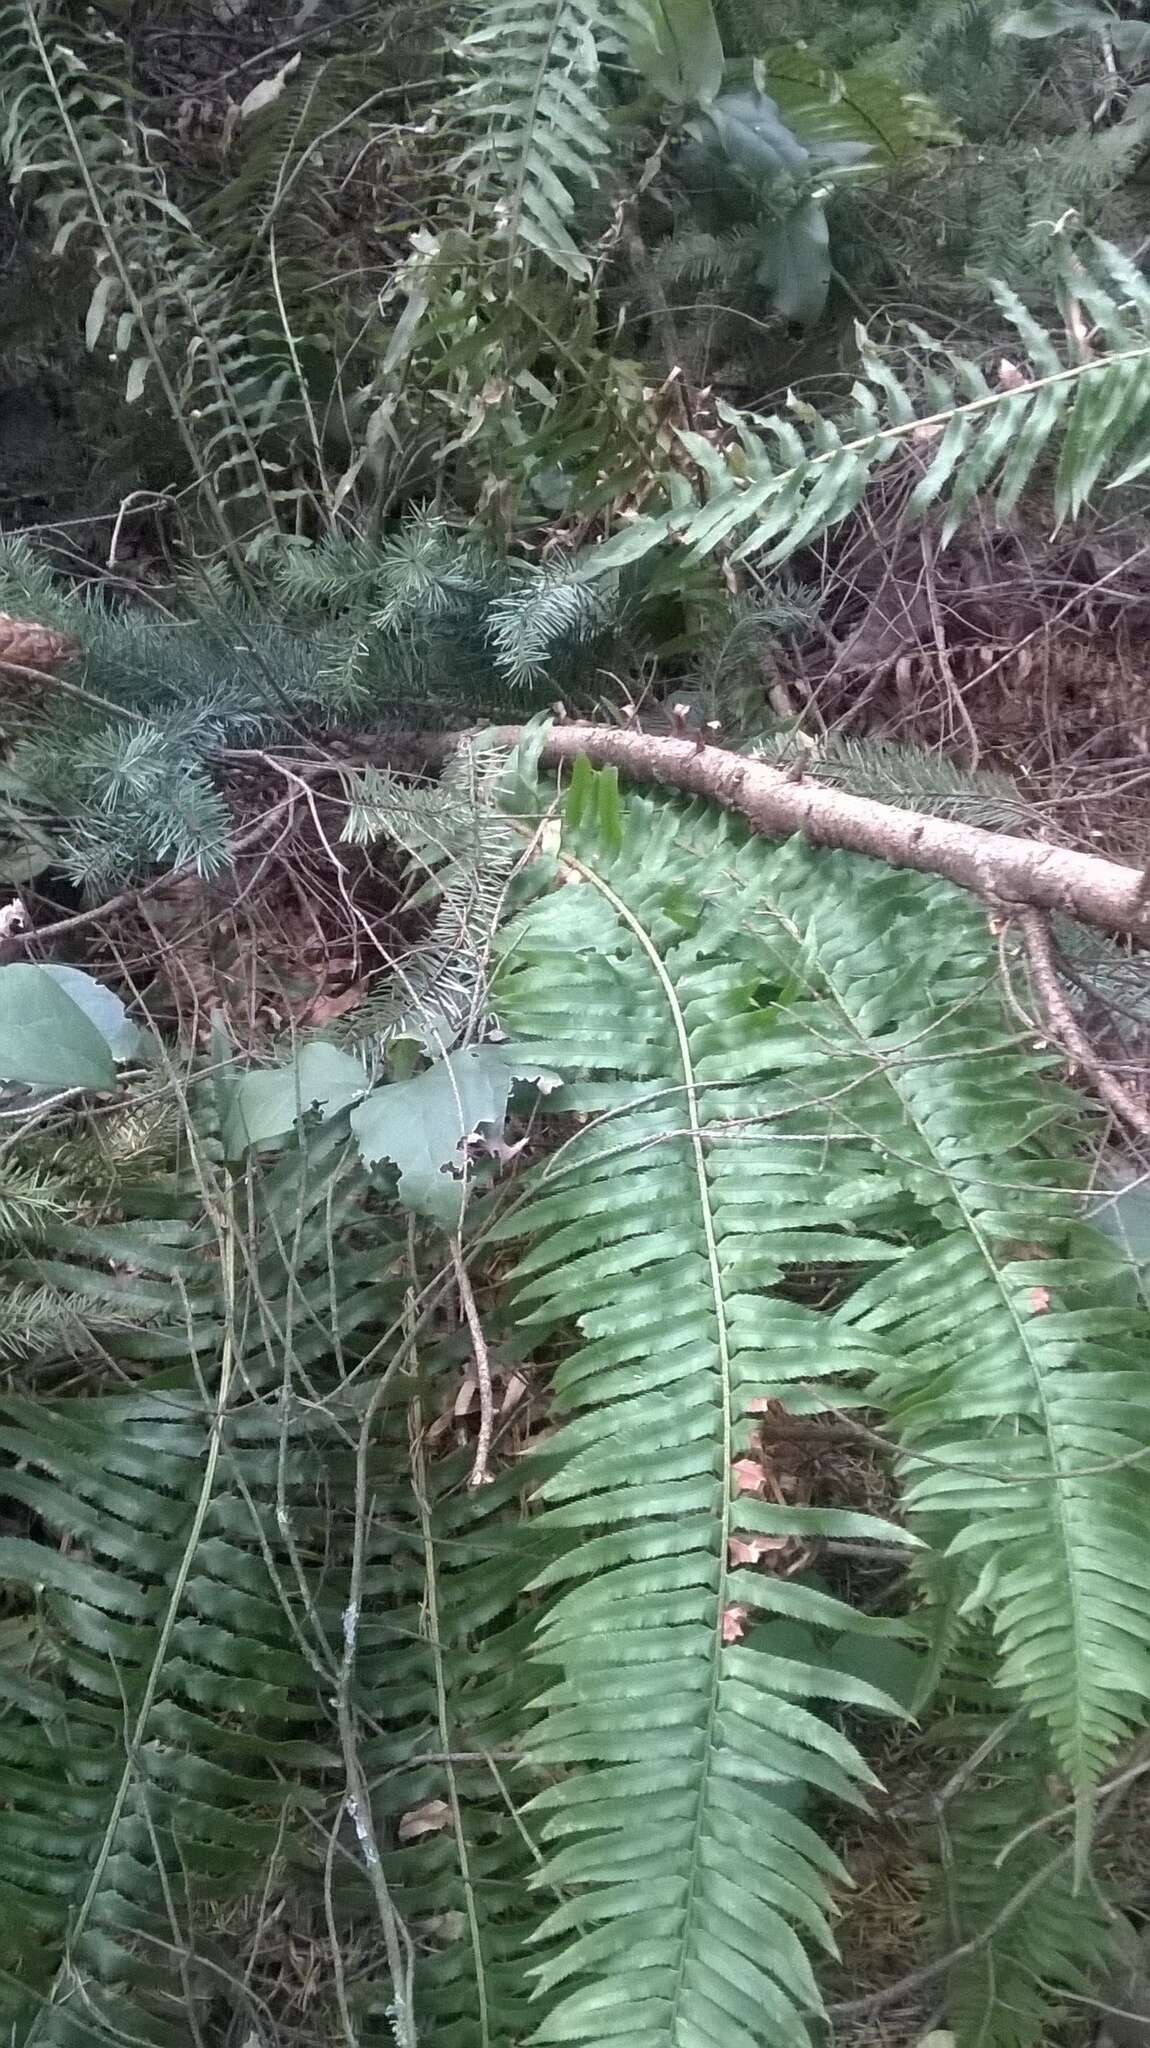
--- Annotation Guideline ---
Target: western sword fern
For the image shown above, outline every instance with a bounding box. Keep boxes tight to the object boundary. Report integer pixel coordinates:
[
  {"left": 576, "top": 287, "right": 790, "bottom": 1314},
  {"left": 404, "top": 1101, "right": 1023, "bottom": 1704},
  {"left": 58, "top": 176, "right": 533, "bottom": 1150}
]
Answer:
[
  {"left": 589, "top": 231, "right": 1150, "bottom": 578},
  {"left": 4, "top": 743, "right": 1149, "bottom": 2048},
  {"left": 480, "top": 763, "right": 1150, "bottom": 2046}
]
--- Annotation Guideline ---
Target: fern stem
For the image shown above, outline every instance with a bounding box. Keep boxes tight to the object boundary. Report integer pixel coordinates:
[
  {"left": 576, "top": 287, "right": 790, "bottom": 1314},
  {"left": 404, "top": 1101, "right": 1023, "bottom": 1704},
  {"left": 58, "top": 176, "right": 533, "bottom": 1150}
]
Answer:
[
  {"left": 269, "top": 222, "right": 333, "bottom": 520},
  {"left": 587, "top": 334, "right": 1150, "bottom": 570},
  {"left": 452, "top": 1233, "right": 496, "bottom": 1489},
  {"left": 500, "top": 0, "right": 576, "bottom": 283},
  {"left": 561, "top": 847, "right": 738, "bottom": 2040},
  {"left": 410, "top": 1399, "right": 492, "bottom": 2048},
  {"left": 340, "top": 1324, "right": 417, "bottom": 2045}
]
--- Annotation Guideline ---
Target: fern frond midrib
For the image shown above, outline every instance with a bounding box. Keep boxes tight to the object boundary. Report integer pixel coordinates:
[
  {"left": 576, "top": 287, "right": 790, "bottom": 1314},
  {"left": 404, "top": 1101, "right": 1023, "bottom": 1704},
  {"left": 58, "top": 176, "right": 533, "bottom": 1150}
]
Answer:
[
  {"left": 586, "top": 316, "right": 1150, "bottom": 574},
  {"left": 787, "top": 338, "right": 1150, "bottom": 485},
  {"left": 560, "top": 846, "right": 736, "bottom": 2036}
]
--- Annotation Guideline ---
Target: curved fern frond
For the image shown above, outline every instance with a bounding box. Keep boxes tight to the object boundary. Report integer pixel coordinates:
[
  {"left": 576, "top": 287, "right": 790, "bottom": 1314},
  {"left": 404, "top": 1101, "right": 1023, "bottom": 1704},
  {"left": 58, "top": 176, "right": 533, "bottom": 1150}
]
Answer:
[
  {"left": 588, "top": 232, "right": 1150, "bottom": 576},
  {"left": 0, "top": 0, "right": 183, "bottom": 265},
  {"left": 753, "top": 44, "right": 949, "bottom": 161},
  {"left": 0, "top": 1104, "right": 414, "bottom": 2046},
  {"left": 338, "top": 737, "right": 522, "bottom": 1053},
  {"left": 488, "top": 771, "right": 1150, "bottom": 2042},
  {"left": 642, "top": 792, "right": 1150, "bottom": 1795},
  {"left": 491, "top": 786, "right": 925, "bottom": 2048}
]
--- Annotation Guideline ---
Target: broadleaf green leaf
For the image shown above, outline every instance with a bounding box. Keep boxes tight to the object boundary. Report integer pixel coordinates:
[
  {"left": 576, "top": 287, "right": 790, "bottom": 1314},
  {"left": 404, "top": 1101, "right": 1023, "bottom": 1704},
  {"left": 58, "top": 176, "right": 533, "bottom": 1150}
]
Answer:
[
  {"left": 627, "top": 0, "right": 725, "bottom": 106},
  {"left": 39, "top": 966, "right": 140, "bottom": 1062},
  {"left": 350, "top": 1043, "right": 559, "bottom": 1225},
  {"left": 223, "top": 1041, "right": 370, "bottom": 1158},
  {"left": 998, "top": 0, "right": 1113, "bottom": 36},
  {"left": 0, "top": 965, "right": 118, "bottom": 1089}
]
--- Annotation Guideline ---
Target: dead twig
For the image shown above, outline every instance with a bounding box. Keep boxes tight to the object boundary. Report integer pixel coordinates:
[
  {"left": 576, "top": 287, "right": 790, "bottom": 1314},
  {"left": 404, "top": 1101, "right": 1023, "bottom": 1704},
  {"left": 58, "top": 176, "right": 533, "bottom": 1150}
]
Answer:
[
  {"left": 450, "top": 1235, "right": 495, "bottom": 1489},
  {"left": 1017, "top": 907, "right": 1150, "bottom": 1142},
  {"left": 827, "top": 1740, "right": 1150, "bottom": 2022},
  {"left": 1, "top": 796, "right": 299, "bottom": 964}
]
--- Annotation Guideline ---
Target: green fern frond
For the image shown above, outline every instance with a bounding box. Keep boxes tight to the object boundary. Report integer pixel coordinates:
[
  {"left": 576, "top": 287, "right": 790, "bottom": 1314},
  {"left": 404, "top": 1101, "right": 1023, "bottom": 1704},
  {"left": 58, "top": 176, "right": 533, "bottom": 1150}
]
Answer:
[
  {"left": 457, "top": 0, "right": 628, "bottom": 278},
  {"left": 0, "top": 1098, "right": 420, "bottom": 2044},
  {"left": 746, "top": 733, "right": 1150, "bottom": 1046},
  {"left": 908, "top": 0, "right": 1037, "bottom": 139},
  {"left": 357, "top": 1428, "right": 561, "bottom": 2045},
  {"left": 653, "top": 225, "right": 763, "bottom": 290},
  {"left": 925, "top": 1644, "right": 1111, "bottom": 2048},
  {"left": 588, "top": 232, "right": 1150, "bottom": 577},
  {"left": 485, "top": 772, "right": 1150, "bottom": 2042},
  {"left": 0, "top": 0, "right": 184, "bottom": 264},
  {"left": 339, "top": 737, "right": 521, "bottom": 1053},
  {"left": 489, "top": 785, "right": 928, "bottom": 2048}
]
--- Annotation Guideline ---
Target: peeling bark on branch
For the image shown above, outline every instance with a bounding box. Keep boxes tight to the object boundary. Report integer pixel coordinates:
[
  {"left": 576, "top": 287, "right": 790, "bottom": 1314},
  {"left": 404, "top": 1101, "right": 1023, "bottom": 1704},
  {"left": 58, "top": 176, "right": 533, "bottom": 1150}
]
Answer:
[{"left": 487, "top": 724, "right": 1149, "bottom": 938}]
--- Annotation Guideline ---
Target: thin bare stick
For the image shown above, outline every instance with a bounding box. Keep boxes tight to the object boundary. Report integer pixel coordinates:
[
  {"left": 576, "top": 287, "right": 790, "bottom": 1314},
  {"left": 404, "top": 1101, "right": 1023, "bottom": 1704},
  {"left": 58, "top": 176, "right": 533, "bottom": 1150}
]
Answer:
[
  {"left": 0, "top": 658, "right": 149, "bottom": 724},
  {"left": 920, "top": 530, "right": 982, "bottom": 768},
  {"left": 1, "top": 795, "right": 299, "bottom": 962},
  {"left": 826, "top": 1743, "right": 1146, "bottom": 2022},
  {"left": 1018, "top": 907, "right": 1150, "bottom": 1141},
  {"left": 451, "top": 1234, "right": 495, "bottom": 1489}
]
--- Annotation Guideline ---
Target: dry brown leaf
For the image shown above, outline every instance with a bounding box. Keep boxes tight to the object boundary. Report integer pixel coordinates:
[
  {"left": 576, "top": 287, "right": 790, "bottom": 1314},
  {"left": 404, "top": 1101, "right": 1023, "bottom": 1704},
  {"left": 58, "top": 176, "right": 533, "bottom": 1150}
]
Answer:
[
  {"left": 721, "top": 1604, "right": 750, "bottom": 1645},
  {"left": 297, "top": 984, "right": 364, "bottom": 1028},
  {"left": 728, "top": 1533, "right": 788, "bottom": 1566},
  {"left": 1065, "top": 294, "right": 1093, "bottom": 359},
  {"left": 499, "top": 1370, "right": 529, "bottom": 1417},
  {"left": 730, "top": 1457, "right": 766, "bottom": 1497},
  {"left": 237, "top": 52, "right": 302, "bottom": 121},
  {"left": 398, "top": 1799, "right": 451, "bottom": 1843}
]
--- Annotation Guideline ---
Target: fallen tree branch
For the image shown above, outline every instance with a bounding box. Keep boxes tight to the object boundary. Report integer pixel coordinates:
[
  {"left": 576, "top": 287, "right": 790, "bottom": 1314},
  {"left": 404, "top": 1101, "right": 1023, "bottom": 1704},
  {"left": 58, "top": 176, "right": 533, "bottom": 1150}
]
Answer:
[
  {"left": 9, "top": 727, "right": 1149, "bottom": 965},
  {"left": 460, "top": 724, "right": 1150, "bottom": 937}
]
